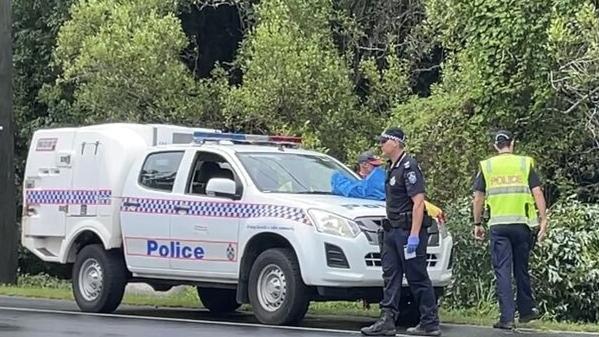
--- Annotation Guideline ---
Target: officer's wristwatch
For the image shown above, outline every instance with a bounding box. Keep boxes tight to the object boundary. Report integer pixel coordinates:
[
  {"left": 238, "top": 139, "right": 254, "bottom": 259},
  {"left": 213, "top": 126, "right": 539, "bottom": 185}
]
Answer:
[{"left": 473, "top": 222, "right": 482, "bottom": 227}]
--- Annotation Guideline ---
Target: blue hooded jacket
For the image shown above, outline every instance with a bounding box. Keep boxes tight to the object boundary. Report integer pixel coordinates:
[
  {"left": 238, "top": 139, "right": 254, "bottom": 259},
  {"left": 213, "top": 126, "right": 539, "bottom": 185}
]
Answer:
[{"left": 331, "top": 167, "right": 386, "bottom": 201}]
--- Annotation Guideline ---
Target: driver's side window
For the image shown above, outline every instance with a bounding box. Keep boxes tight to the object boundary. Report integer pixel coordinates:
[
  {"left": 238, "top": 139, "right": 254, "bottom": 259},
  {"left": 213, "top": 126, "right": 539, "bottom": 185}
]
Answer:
[{"left": 186, "top": 152, "right": 238, "bottom": 196}]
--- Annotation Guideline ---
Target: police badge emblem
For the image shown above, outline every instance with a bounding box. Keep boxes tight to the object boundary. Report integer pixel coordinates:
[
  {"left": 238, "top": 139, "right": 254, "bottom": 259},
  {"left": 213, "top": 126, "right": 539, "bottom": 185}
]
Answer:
[
  {"left": 407, "top": 171, "right": 417, "bottom": 184},
  {"left": 390, "top": 176, "right": 396, "bottom": 186}
]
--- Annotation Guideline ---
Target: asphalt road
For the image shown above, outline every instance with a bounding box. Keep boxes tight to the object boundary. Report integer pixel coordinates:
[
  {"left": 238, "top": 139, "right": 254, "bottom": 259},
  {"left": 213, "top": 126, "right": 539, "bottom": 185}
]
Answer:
[{"left": 0, "top": 296, "right": 596, "bottom": 337}]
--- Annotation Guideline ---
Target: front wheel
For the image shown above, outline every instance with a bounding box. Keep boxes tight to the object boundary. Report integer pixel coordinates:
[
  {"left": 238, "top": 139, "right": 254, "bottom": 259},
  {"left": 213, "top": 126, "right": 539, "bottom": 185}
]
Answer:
[
  {"left": 72, "top": 244, "right": 127, "bottom": 313},
  {"left": 248, "top": 248, "right": 309, "bottom": 325}
]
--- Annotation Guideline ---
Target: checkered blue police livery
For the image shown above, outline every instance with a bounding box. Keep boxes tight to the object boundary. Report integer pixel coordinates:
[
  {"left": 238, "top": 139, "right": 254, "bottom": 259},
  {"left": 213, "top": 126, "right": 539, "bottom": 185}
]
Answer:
[
  {"left": 121, "top": 197, "right": 311, "bottom": 225},
  {"left": 122, "top": 197, "right": 178, "bottom": 214},
  {"left": 26, "top": 189, "right": 112, "bottom": 205}
]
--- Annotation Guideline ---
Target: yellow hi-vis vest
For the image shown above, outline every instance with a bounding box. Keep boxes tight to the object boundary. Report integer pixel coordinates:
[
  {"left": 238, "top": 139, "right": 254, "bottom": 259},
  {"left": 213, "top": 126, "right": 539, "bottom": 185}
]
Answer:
[{"left": 480, "top": 154, "right": 538, "bottom": 227}]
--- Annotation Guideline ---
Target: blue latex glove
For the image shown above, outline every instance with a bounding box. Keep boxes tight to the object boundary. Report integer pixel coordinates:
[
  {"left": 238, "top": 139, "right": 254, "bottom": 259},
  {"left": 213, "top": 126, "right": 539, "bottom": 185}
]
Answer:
[{"left": 406, "top": 235, "right": 420, "bottom": 254}]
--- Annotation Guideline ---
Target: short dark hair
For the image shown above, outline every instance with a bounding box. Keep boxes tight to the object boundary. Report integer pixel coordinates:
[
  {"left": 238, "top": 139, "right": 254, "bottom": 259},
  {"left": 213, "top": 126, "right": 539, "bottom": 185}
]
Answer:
[{"left": 493, "top": 130, "right": 513, "bottom": 149}]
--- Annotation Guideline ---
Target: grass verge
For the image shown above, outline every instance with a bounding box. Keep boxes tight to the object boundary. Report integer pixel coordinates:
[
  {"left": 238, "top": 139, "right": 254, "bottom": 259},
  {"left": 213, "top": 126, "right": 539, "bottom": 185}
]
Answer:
[{"left": 1, "top": 276, "right": 597, "bottom": 333}]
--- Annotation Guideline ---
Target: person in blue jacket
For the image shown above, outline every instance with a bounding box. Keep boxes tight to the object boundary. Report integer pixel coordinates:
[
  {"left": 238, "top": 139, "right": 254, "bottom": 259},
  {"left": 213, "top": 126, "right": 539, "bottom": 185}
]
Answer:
[{"left": 331, "top": 151, "right": 385, "bottom": 200}]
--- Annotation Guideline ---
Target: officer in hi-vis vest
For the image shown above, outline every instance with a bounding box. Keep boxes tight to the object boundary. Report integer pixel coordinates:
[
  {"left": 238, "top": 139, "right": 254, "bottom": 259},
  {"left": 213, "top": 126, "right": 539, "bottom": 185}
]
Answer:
[{"left": 472, "top": 130, "right": 548, "bottom": 330}]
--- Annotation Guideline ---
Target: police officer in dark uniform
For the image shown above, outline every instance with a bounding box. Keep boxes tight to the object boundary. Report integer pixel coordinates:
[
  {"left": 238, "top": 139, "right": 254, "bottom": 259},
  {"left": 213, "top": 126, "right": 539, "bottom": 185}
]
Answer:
[
  {"left": 361, "top": 127, "right": 441, "bottom": 337},
  {"left": 472, "top": 130, "right": 548, "bottom": 329}
]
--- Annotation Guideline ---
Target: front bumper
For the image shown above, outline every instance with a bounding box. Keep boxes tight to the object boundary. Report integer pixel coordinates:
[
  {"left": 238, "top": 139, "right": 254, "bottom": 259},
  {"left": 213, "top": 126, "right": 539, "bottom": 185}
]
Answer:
[{"left": 299, "top": 229, "right": 453, "bottom": 288}]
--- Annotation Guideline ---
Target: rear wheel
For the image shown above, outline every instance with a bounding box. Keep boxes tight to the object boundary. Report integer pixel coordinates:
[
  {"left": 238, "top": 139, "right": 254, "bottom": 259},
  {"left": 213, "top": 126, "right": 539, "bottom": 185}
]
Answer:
[
  {"left": 197, "top": 287, "right": 241, "bottom": 314},
  {"left": 248, "top": 248, "right": 309, "bottom": 325},
  {"left": 72, "top": 244, "right": 127, "bottom": 313}
]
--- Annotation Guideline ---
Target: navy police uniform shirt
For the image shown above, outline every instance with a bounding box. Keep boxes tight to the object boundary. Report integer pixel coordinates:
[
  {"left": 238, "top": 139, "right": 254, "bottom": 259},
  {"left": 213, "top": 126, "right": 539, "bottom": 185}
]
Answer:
[{"left": 385, "top": 152, "right": 425, "bottom": 221}]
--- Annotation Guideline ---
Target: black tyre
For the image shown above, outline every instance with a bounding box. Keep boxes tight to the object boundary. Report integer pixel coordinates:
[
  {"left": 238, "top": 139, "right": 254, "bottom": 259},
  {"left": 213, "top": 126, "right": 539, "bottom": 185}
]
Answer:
[
  {"left": 248, "top": 248, "right": 309, "bottom": 325},
  {"left": 197, "top": 287, "right": 241, "bottom": 314},
  {"left": 72, "top": 244, "right": 127, "bottom": 313}
]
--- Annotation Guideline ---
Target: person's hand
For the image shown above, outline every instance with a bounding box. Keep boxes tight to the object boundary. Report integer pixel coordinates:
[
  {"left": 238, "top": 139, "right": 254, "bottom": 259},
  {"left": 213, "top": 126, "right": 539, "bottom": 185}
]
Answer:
[
  {"left": 435, "top": 211, "right": 446, "bottom": 226},
  {"left": 407, "top": 235, "right": 419, "bottom": 254},
  {"left": 473, "top": 224, "right": 485, "bottom": 241},
  {"left": 537, "top": 218, "right": 548, "bottom": 243}
]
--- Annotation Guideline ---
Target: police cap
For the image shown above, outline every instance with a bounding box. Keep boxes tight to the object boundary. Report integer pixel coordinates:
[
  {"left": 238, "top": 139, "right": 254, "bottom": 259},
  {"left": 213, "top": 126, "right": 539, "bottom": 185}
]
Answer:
[{"left": 378, "top": 127, "right": 406, "bottom": 144}]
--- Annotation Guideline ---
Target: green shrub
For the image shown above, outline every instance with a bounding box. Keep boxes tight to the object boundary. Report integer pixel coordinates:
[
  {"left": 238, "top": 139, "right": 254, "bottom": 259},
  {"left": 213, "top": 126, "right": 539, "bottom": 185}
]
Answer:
[
  {"left": 18, "top": 245, "right": 71, "bottom": 280},
  {"left": 444, "top": 198, "right": 599, "bottom": 323},
  {"left": 443, "top": 198, "right": 495, "bottom": 310},
  {"left": 530, "top": 199, "right": 599, "bottom": 322},
  {"left": 15, "top": 273, "right": 71, "bottom": 289},
  {"left": 41, "top": 0, "right": 208, "bottom": 125}
]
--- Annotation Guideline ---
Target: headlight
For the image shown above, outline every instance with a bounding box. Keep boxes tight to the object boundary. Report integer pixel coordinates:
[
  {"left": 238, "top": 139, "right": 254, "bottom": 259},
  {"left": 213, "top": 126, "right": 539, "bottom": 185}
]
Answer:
[{"left": 308, "top": 209, "right": 361, "bottom": 238}]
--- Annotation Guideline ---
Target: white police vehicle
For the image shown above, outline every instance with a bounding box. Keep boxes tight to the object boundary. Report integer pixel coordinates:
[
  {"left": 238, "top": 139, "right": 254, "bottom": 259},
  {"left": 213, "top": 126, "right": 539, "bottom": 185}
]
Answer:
[{"left": 21, "top": 123, "right": 453, "bottom": 325}]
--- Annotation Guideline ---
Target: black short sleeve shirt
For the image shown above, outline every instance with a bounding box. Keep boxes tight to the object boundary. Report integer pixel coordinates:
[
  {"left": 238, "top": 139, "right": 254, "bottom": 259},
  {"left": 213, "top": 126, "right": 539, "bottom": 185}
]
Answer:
[{"left": 385, "top": 153, "right": 426, "bottom": 220}]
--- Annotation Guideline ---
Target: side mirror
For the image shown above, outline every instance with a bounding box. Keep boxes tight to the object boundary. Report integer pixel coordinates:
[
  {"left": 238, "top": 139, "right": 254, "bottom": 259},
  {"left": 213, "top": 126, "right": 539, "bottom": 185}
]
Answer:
[{"left": 206, "top": 178, "right": 239, "bottom": 199}]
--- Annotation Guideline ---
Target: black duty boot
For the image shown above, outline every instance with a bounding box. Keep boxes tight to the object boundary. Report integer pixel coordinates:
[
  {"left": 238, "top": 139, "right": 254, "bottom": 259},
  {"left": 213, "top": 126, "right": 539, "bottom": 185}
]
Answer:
[
  {"left": 360, "top": 311, "right": 397, "bottom": 336},
  {"left": 493, "top": 321, "right": 515, "bottom": 330},
  {"left": 406, "top": 324, "right": 442, "bottom": 336},
  {"left": 519, "top": 308, "right": 540, "bottom": 323}
]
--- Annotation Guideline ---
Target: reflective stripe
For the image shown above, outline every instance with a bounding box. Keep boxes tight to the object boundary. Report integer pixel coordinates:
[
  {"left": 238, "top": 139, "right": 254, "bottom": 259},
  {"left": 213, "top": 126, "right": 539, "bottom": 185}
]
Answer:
[
  {"left": 489, "top": 215, "right": 538, "bottom": 227},
  {"left": 486, "top": 186, "right": 531, "bottom": 196}
]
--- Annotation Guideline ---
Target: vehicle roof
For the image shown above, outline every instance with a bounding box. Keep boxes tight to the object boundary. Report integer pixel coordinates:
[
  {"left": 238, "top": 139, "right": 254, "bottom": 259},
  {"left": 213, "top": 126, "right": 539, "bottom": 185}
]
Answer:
[{"left": 149, "top": 143, "right": 328, "bottom": 157}]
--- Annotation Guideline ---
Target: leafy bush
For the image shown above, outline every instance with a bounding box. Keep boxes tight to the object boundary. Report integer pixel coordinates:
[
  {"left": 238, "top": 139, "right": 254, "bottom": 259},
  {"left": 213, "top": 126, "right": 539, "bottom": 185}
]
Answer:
[
  {"left": 443, "top": 198, "right": 495, "bottom": 311},
  {"left": 222, "top": 0, "right": 383, "bottom": 161},
  {"left": 391, "top": 0, "right": 599, "bottom": 205},
  {"left": 444, "top": 198, "right": 599, "bottom": 322},
  {"left": 390, "top": 87, "right": 487, "bottom": 203},
  {"left": 40, "top": 0, "right": 209, "bottom": 125},
  {"left": 530, "top": 199, "right": 599, "bottom": 322},
  {"left": 15, "top": 273, "right": 71, "bottom": 289},
  {"left": 17, "top": 245, "right": 71, "bottom": 280}
]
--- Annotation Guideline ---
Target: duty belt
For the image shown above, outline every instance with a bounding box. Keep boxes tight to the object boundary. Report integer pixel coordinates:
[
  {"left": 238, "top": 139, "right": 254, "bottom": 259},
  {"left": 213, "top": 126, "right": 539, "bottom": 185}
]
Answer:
[
  {"left": 383, "top": 212, "right": 413, "bottom": 230},
  {"left": 383, "top": 211, "right": 432, "bottom": 231}
]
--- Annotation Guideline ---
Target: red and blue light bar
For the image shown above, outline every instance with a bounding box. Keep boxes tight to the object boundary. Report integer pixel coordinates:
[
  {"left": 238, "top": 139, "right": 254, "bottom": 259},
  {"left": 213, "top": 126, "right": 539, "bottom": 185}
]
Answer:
[{"left": 192, "top": 131, "right": 302, "bottom": 146}]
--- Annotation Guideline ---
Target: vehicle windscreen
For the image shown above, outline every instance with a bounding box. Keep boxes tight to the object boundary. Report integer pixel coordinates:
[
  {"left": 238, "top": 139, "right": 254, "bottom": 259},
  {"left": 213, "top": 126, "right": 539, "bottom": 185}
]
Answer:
[{"left": 237, "top": 152, "right": 357, "bottom": 193}]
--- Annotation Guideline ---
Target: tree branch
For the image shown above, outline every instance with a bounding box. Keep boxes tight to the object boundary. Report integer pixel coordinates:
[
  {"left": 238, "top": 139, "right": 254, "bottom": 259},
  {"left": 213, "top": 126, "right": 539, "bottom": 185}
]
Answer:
[{"left": 564, "top": 86, "right": 599, "bottom": 115}]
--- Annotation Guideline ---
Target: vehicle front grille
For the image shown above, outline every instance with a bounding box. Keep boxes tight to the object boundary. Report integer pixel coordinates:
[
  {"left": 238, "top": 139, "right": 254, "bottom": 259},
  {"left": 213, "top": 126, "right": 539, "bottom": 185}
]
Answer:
[
  {"left": 355, "top": 217, "right": 440, "bottom": 247},
  {"left": 364, "top": 252, "right": 438, "bottom": 268},
  {"left": 355, "top": 217, "right": 383, "bottom": 246}
]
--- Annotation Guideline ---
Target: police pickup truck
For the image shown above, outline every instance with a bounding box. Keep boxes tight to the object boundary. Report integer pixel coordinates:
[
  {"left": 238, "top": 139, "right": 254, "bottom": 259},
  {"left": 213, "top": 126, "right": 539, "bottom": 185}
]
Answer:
[{"left": 21, "top": 123, "right": 453, "bottom": 325}]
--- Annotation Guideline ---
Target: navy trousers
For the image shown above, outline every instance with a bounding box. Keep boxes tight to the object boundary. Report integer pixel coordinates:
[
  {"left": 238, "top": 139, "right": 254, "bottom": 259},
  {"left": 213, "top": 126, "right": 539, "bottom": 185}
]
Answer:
[
  {"left": 490, "top": 224, "right": 536, "bottom": 322},
  {"left": 379, "top": 226, "right": 439, "bottom": 329}
]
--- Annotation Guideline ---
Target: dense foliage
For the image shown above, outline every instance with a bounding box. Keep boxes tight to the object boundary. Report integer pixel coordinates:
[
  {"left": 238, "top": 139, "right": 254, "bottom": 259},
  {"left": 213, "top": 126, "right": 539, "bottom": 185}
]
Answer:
[
  {"left": 446, "top": 199, "right": 599, "bottom": 322},
  {"left": 12, "top": 0, "right": 599, "bottom": 322}
]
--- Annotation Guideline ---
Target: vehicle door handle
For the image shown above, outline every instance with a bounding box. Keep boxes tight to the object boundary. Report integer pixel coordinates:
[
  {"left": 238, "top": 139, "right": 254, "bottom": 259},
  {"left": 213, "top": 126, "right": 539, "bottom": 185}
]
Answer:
[
  {"left": 26, "top": 207, "right": 37, "bottom": 216},
  {"left": 174, "top": 205, "right": 190, "bottom": 213},
  {"left": 123, "top": 202, "right": 140, "bottom": 207}
]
